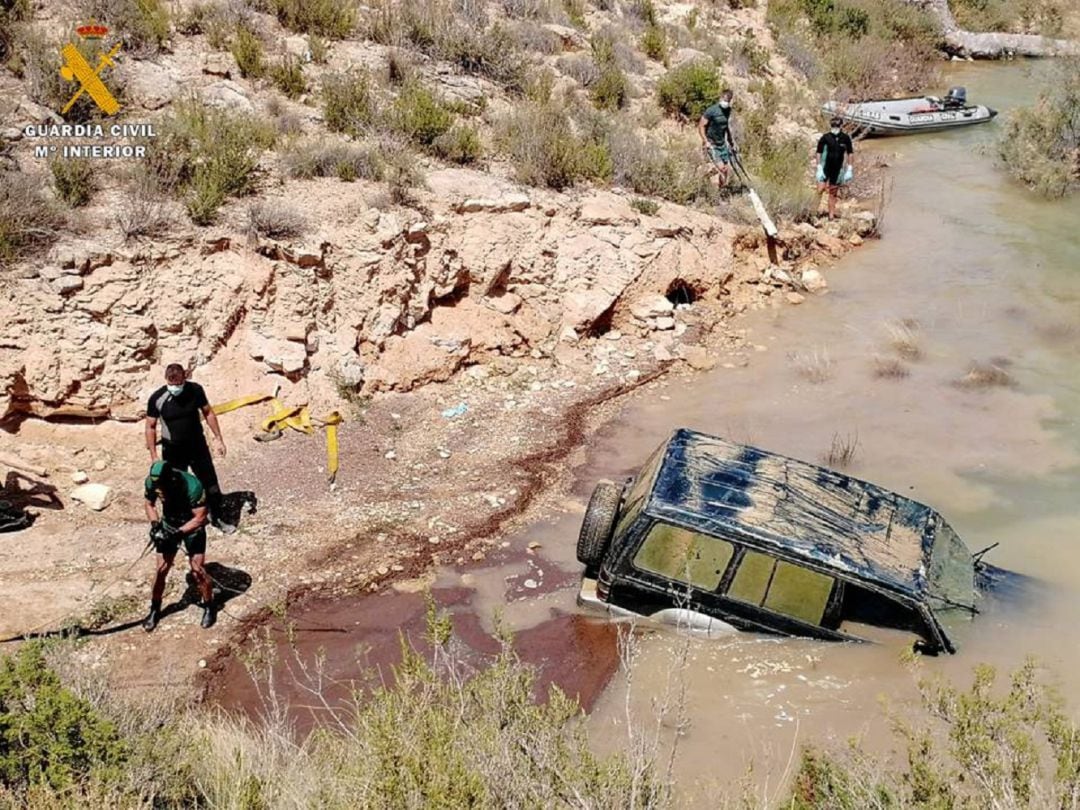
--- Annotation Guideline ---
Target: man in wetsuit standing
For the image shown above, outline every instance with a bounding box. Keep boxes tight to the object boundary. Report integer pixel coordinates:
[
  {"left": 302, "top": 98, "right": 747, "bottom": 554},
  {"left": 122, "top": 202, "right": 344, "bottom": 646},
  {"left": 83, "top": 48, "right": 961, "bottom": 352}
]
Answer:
[
  {"left": 816, "top": 116, "right": 855, "bottom": 220},
  {"left": 145, "top": 364, "right": 233, "bottom": 532}
]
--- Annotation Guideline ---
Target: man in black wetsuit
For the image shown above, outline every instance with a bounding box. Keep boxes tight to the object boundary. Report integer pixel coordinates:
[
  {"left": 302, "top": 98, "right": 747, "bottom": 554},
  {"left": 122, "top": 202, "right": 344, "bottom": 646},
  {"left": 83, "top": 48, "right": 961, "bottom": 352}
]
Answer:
[
  {"left": 815, "top": 116, "right": 855, "bottom": 220},
  {"left": 144, "top": 364, "right": 233, "bottom": 532}
]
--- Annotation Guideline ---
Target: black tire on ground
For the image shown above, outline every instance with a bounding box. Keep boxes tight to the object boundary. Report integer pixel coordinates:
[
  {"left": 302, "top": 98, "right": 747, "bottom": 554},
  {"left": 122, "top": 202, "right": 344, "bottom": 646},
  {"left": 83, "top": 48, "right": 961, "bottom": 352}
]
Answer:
[{"left": 576, "top": 481, "right": 623, "bottom": 571}]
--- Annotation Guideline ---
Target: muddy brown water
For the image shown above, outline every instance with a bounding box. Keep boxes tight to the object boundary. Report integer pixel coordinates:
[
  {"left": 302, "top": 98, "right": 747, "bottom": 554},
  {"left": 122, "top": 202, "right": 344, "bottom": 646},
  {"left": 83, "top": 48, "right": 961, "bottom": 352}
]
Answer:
[{"left": 213, "top": 62, "right": 1080, "bottom": 797}]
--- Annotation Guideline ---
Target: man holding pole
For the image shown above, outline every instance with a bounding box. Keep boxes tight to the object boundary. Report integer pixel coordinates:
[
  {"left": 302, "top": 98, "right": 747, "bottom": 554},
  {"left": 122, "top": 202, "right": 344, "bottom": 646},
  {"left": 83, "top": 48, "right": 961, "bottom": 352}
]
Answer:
[{"left": 698, "top": 89, "right": 736, "bottom": 189}]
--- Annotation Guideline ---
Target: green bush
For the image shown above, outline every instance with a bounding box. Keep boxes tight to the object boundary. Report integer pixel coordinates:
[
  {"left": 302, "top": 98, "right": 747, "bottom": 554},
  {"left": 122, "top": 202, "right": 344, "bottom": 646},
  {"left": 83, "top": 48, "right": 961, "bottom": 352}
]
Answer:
[
  {"left": 49, "top": 158, "right": 96, "bottom": 207},
  {"left": 787, "top": 661, "right": 1080, "bottom": 809},
  {"left": 433, "top": 123, "right": 484, "bottom": 164},
  {"left": 0, "top": 644, "right": 127, "bottom": 792},
  {"left": 589, "top": 34, "right": 629, "bottom": 111},
  {"left": 271, "top": 55, "right": 306, "bottom": 98},
  {"left": 0, "top": 172, "right": 64, "bottom": 266},
  {"left": 999, "top": 58, "right": 1080, "bottom": 197},
  {"left": 392, "top": 81, "right": 455, "bottom": 146},
  {"left": 501, "top": 102, "right": 586, "bottom": 189},
  {"left": 231, "top": 23, "right": 266, "bottom": 78},
  {"left": 322, "top": 69, "right": 379, "bottom": 137},
  {"left": 641, "top": 23, "right": 668, "bottom": 63},
  {"left": 656, "top": 59, "right": 721, "bottom": 120},
  {"left": 308, "top": 33, "right": 330, "bottom": 63},
  {"left": 609, "top": 128, "right": 716, "bottom": 205},
  {"left": 269, "top": 0, "right": 356, "bottom": 38},
  {"left": 78, "top": 0, "right": 170, "bottom": 55},
  {"left": 149, "top": 100, "right": 275, "bottom": 224},
  {"left": 630, "top": 197, "right": 660, "bottom": 215}
]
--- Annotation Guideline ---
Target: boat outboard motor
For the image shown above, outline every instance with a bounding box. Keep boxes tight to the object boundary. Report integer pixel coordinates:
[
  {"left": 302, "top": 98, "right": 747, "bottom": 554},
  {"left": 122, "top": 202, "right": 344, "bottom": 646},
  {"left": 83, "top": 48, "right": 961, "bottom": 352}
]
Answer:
[{"left": 944, "top": 87, "right": 967, "bottom": 109}]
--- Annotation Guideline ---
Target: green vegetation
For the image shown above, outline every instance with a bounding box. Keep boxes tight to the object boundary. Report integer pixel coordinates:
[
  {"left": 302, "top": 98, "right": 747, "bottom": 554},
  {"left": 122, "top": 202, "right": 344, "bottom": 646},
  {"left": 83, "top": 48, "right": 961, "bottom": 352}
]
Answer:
[
  {"left": 308, "top": 33, "right": 330, "bottom": 63},
  {"left": 589, "top": 34, "right": 629, "bottom": 111},
  {"left": 230, "top": 22, "right": 266, "bottom": 79},
  {"left": 265, "top": 0, "right": 357, "bottom": 38},
  {"left": 0, "top": 617, "right": 665, "bottom": 809},
  {"left": 500, "top": 101, "right": 614, "bottom": 189},
  {"left": 322, "top": 69, "right": 380, "bottom": 137},
  {"left": 640, "top": 23, "right": 668, "bottom": 63},
  {"left": 78, "top": 0, "right": 170, "bottom": 55},
  {"left": 271, "top": 55, "right": 306, "bottom": 99},
  {"left": 149, "top": 100, "right": 275, "bottom": 225},
  {"left": 786, "top": 660, "right": 1080, "bottom": 809},
  {"left": 656, "top": 59, "right": 722, "bottom": 120},
  {"left": 49, "top": 158, "right": 96, "bottom": 207},
  {"left": 630, "top": 197, "right": 660, "bottom": 215},
  {"left": 391, "top": 81, "right": 455, "bottom": 146},
  {"left": 952, "top": 0, "right": 1067, "bottom": 35},
  {"left": 767, "top": 0, "right": 941, "bottom": 100},
  {"left": 433, "top": 122, "right": 484, "bottom": 164},
  {"left": 0, "top": 172, "right": 63, "bottom": 266},
  {"left": 998, "top": 58, "right": 1080, "bottom": 198}
]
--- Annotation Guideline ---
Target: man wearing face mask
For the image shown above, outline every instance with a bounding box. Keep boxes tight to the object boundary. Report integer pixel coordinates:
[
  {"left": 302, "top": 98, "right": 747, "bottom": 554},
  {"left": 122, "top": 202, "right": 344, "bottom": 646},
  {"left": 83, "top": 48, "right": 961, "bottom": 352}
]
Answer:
[
  {"left": 815, "top": 117, "right": 855, "bottom": 220},
  {"left": 145, "top": 364, "right": 233, "bottom": 533},
  {"left": 698, "top": 89, "right": 736, "bottom": 189}
]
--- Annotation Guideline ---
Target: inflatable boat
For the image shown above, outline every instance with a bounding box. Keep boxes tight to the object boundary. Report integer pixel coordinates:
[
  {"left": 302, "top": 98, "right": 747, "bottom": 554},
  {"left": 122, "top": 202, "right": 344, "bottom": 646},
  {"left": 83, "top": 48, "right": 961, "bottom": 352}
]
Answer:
[{"left": 823, "top": 87, "right": 997, "bottom": 136}]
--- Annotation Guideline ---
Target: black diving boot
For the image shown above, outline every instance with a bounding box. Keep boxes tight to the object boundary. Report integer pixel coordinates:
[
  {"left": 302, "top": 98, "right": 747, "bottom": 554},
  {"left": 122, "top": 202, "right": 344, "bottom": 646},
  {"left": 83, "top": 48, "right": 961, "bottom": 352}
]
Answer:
[
  {"left": 143, "top": 602, "right": 161, "bottom": 633},
  {"left": 200, "top": 602, "right": 217, "bottom": 629}
]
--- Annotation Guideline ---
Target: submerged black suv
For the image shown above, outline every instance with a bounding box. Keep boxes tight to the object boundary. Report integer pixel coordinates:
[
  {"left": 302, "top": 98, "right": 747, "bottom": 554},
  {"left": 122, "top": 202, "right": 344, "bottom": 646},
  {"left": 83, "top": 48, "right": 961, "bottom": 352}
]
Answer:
[{"left": 577, "top": 429, "right": 998, "bottom": 654}]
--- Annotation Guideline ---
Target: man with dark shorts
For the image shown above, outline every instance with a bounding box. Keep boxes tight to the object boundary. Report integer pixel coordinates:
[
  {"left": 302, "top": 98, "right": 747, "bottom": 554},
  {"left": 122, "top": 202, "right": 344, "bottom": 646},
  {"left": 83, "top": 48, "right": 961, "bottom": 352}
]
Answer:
[
  {"left": 698, "top": 89, "right": 736, "bottom": 189},
  {"left": 145, "top": 364, "right": 233, "bottom": 532},
  {"left": 143, "top": 460, "right": 215, "bottom": 631},
  {"left": 815, "top": 117, "right": 855, "bottom": 220}
]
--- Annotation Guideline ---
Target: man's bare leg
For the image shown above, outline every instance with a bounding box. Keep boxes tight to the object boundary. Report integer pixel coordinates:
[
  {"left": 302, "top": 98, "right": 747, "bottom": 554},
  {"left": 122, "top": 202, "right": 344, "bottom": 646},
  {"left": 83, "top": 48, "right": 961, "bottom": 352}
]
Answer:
[{"left": 144, "top": 551, "right": 175, "bottom": 632}]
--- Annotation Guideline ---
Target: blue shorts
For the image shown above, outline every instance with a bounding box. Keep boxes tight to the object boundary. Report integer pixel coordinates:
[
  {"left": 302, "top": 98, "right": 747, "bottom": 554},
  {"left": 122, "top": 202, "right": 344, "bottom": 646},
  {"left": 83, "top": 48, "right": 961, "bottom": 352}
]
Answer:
[{"left": 705, "top": 143, "right": 732, "bottom": 165}]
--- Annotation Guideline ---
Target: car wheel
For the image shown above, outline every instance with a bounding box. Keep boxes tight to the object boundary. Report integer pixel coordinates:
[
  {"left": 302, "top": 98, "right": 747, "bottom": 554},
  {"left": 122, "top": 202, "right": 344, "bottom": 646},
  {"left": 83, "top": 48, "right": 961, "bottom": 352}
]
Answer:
[{"left": 576, "top": 481, "right": 622, "bottom": 571}]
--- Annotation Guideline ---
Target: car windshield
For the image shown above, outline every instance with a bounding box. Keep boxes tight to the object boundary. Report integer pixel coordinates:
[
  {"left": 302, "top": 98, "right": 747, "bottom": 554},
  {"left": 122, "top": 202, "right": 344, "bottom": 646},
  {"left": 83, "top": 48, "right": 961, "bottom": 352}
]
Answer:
[{"left": 925, "top": 520, "right": 976, "bottom": 643}]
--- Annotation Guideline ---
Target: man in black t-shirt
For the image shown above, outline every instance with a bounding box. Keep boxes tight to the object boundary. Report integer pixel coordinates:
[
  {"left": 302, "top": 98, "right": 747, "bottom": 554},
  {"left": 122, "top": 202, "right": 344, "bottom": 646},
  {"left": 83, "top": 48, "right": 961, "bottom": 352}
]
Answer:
[
  {"left": 815, "top": 116, "right": 855, "bottom": 220},
  {"left": 144, "top": 364, "right": 232, "bottom": 532}
]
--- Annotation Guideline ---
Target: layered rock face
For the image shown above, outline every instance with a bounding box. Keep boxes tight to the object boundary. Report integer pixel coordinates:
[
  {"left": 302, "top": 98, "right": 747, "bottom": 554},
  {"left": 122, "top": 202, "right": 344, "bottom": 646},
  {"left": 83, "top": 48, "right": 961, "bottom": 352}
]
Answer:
[{"left": 0, "top": 180, "right": 737, "bottom": 422}]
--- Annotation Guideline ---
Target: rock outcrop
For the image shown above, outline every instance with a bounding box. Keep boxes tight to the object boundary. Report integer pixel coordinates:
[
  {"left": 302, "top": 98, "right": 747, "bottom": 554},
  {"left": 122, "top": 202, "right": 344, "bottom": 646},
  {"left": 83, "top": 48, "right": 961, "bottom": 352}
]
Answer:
[{"left": 0, "top": 177, "right": 739, "bottom": 422}]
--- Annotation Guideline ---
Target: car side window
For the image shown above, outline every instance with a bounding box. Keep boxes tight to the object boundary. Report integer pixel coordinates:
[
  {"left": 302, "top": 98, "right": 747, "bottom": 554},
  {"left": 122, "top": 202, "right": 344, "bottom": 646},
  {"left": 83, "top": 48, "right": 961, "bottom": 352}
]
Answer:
[
  {"left": 726, "top": 552, "right": 835, "bottom": 626},
  {"left": 633, "top": 523, "right": 735, "bottom": 592}
]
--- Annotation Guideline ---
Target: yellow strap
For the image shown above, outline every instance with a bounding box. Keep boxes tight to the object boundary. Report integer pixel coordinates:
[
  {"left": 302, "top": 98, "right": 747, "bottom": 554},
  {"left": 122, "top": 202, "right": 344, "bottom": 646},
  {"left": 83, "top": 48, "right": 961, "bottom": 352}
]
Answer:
[
  {"left": 211, "top": 393, "right": 273, "bottom": 416},
  {"left": 262, "top": 405, "right": 302, "bottom": 433}
]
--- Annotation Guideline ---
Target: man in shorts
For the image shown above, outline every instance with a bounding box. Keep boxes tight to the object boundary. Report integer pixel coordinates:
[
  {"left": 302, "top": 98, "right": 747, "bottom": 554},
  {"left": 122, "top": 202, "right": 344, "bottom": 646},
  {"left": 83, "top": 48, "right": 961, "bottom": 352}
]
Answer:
[
  {"left": 698, "top": 89, "right": 736, "bottom": 188},
  {"left": 142, "top": 459, "right": 215, "bottom": 632},
  {"left": 145, "top": 364, "right": 233, "bottom": 532},
  {"left": 815, "top": 116, "right": 855, "bottom": 220}
]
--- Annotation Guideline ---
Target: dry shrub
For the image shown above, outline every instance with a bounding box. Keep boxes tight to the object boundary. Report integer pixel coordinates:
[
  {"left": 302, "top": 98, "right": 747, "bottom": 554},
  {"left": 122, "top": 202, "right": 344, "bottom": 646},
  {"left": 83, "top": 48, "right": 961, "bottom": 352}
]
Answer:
[
  {"left": 822, "top": 430, "right": 859, "bottom": 467},
  {"left": 789, "top": 348, "right": 833, "bottom": 383},
  {"left": 322, "top": 69, "right": 380, "bottom": 137},
  {"left": 115, "top": 170, "right": 174, "bottom": 241},
  {"left": 0, "top": 171, "right": 64, "bottom": 266},
  {"left": 871, "top": 355, "right": 909, "bottom": 379},
  {"left": 248, "top": 200, "right": 308, "bottom": 239},
  {"left": 267, "top": 0, "right": 357, "bottom": 38},
  {"left": 885, "top": 319, "right": 922, "bottom": 361},
  {"left": 281, "top": 139, "right": 385, "bottom": 181},
  {"left": 230, "top": 21, "right": 266, "bottom": 78},
  {"left": 955, "top": 361, "right": 1016, "bottom": 390}
]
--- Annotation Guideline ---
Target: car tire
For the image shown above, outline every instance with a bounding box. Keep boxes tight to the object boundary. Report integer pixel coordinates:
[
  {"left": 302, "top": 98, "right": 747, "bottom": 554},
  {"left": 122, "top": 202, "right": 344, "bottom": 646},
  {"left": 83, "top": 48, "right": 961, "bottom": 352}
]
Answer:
[{"left": 577, "top": 481, "right": 622, "bottom": 571}]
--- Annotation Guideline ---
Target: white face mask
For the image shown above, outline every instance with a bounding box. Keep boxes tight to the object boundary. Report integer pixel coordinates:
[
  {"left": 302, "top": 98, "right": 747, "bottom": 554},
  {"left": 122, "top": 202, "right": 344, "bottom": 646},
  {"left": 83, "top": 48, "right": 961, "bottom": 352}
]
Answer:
[
  {"left": 720, "top": 101, "right": 731, "bottom": 109},
  {"left": 831, "top": 128, "right": 841, "bottom": 135},
  {"left": 166, "top": 383, "right": 185, "bottom": 396}
]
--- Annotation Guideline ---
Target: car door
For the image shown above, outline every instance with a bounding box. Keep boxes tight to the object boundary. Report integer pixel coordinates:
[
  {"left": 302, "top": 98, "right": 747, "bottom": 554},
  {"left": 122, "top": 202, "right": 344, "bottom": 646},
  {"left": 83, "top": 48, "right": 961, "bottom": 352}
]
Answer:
[{"left": 723, "top": 549, "right": 842, "bottom": 635}]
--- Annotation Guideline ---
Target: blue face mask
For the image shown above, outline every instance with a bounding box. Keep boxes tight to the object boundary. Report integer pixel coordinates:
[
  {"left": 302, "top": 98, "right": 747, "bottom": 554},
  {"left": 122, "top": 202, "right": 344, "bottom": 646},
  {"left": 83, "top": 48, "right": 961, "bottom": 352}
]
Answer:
[{"left": 166, "top": 383, "right": 185, "bottom": 396}]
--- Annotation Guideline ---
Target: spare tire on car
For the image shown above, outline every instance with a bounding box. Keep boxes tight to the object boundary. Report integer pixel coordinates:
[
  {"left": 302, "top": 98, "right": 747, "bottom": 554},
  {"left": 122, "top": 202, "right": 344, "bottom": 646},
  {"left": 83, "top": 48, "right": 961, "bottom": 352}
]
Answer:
[{"left": 576, "top": 481, "right": 623, "bottom": 573}]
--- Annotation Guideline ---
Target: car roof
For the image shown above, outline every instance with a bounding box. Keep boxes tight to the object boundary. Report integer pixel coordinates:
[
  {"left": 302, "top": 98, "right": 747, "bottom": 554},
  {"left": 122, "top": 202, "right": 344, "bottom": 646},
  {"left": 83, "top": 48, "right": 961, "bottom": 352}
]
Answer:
[{"left": 645, "top": 429, "right": 939, "bottom": 599}]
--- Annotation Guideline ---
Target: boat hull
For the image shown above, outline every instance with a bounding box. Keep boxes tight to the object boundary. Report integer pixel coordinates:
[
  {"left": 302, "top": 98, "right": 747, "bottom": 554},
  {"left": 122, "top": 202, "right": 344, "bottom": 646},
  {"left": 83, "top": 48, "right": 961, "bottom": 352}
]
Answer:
[{"left": 823, "top": 98, "right": 998, "bottom": 137}]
